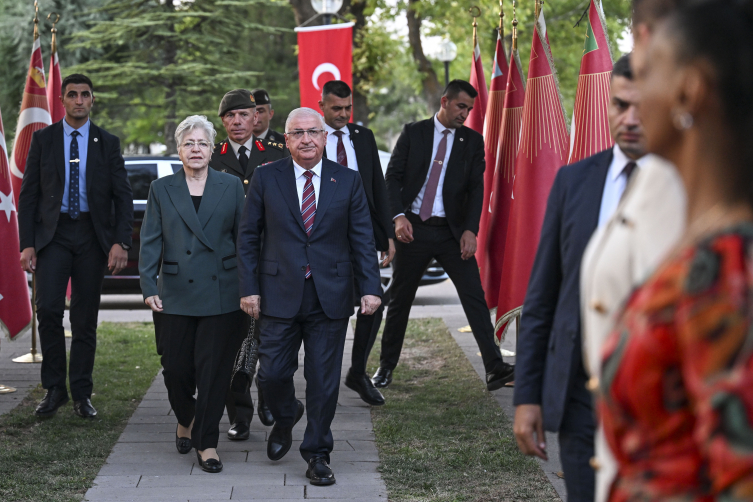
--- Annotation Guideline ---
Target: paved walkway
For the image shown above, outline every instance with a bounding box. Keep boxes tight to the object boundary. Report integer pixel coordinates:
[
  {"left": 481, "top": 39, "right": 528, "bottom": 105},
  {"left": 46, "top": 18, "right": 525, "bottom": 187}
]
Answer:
[{"left": 84, "top": 322, "right": 388, "bottom": 501}]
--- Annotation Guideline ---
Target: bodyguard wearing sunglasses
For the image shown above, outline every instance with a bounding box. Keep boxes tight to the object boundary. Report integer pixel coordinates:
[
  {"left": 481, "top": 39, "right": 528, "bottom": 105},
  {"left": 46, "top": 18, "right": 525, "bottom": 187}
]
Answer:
[{"left": 237, "top": 108, "right": 381, "bottom": 486}]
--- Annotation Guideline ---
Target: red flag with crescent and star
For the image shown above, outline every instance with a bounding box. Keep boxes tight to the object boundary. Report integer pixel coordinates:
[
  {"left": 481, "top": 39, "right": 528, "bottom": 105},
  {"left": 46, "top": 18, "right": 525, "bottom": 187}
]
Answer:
[
  {"left": 10, "top": 34, "right": 52, "bottom": 206},
  {"left": 475, "top": 30, "right": 509, "bottom": 285},
  {"left": 481, "top": 44, "right": 526, "bottom": 314},
  {"left": 295, "top": 23, "right": 354, "bottom": 114},
  {"left": 0, "top": 106, "right": 33, "bottom": 340},
  {"left": 495, "top": 7, "right": 570, "bottom": 338},
  {"left": 568, "top": 0, "right": 614, "bottom": 164}
]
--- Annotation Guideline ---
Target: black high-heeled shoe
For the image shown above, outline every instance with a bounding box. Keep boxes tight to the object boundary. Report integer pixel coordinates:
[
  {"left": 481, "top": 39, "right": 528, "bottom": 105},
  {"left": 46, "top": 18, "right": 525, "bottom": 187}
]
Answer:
[
  {"left": 175, "top": 426, "right": 192, "bottom": 454},
  {"left": 196, "top": 450, "right": 223, "bottom": 473}
]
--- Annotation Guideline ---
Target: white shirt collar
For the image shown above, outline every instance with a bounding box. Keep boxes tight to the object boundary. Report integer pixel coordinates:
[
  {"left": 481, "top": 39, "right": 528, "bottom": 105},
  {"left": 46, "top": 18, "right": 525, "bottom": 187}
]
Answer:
[
  {"left": 256, "top": 128, "right": 269, "bottom": 140},
  {"left": 63, "top": 118, "right": 91, "bottom": 138},
  {"left": 293, "top": 159, "right": 323, "bottom": 179},
  {"left": 324, "top": 123, "right": 349, "bottom": 136},
  {"left": 228, "top": 137, "right": 254, "bottom": 156},
  {"left": 609, "top": 144, "right": 648, "bottom": 181},
  {"left": 433, "top": 114, "right": 455, "bottom": 136}
]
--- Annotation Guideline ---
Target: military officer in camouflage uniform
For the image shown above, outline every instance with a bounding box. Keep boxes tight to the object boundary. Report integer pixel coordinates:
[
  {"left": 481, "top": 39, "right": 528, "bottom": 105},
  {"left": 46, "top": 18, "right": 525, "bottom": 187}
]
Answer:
[{"left": 210, "top": 89, "right": 283, "bottom": 440}]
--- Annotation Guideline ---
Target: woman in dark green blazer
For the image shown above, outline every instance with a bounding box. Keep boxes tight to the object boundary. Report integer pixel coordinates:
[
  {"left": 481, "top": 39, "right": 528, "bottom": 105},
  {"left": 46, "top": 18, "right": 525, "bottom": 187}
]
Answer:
[{"left": 139, "top": 115, "right": 246, "bottom": 473}]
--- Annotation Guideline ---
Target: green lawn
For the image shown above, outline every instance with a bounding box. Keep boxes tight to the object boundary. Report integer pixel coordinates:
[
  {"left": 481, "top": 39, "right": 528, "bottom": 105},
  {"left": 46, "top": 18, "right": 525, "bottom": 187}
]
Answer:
[
  {"left": 368, "top": 318, "right": 560, "bottom": 501},
  {"left": 0, "top": 322, "right": 161, "bottom": 502}
]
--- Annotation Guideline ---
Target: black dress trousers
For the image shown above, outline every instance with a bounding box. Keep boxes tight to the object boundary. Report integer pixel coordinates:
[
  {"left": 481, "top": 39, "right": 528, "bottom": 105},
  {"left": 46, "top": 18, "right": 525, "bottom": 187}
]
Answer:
[
  {"left": 379, "top": 215, "right": 504, "bottom": 374},
  {"left": 257, "top": 278, "right": 349, "bottom": 463},
  {"left": 153, "top": 309, "right": 246, "bottom": 450},
  {"left": 35, "top": 213, "right": 107, "bottom": 401}
]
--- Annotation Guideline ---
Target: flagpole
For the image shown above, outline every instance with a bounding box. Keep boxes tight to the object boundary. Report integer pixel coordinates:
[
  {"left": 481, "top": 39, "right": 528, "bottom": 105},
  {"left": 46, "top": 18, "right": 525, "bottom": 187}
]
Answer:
[
  {"left": 13, "top": 1, "right": 43, "bottom": 365},
  {"left": 470, "top": 5, "right": 481, "bottom": 49},
  {"left": 48, "top": 12, "right": 60, "bottom": 54},
  {"left": 13, "top": 275, "right": 42, "bottom": 363},
  {"left": 512, "top": 1, "right": 518, "bottom": 51},
  {"left": 498, "top": 0, "right": 504, "bottom": 41}
]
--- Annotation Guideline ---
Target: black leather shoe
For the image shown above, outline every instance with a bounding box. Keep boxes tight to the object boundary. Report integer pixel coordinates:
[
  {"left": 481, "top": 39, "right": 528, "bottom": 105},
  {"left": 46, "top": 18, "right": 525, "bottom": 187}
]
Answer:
[
  {"left": 371, "top": 367, "right": 393, "bottom": 389},
  {"left": 35, "top": 386, "right": 69, "bottom": 418},
  {"left": 73, "top": 398, "right": 98, "bottom": 418},
  {"left": 345, "top": 369, "right": 385, "bottom": 406},
  {"left": 267, "top": 400, "right": 304, "bottom": 461},
  {"left": 256, "top": 376, "right": 275, "bottom": 426},
  {"left": 306, "top": 457, "right": 336, "bottom": 486},
  {"left": 196, "top": 450, "right": 223, "bottom": 473},
  {"left": 175, "top": 426, "right": 192, "bottom": 454},
  {"left": 486, "top": 362, "right": 515, "bottom": 391},
  {"left": 227, "top": 421, "right": 250, "bottom": 441}
]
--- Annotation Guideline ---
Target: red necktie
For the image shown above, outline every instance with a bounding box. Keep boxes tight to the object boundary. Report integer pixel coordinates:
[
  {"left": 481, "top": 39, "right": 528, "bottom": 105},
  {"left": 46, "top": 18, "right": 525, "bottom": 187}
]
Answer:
[
  {"left": 419, "top": 129, "right": 450, "bottom": 221},
  {"left": 333, "top": 130, "right": 348, "bottom": 168},
  {"left": 301, "top": 170, "right": 316, "bottom": 278}
]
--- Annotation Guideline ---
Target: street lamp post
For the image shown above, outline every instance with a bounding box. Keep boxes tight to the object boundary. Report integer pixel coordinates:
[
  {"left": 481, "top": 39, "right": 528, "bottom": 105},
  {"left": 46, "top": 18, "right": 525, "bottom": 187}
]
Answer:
[
  {"left": 310, "top": 0, "right": 342, "bottom": 25},
  {"left": 436, "top": 39, "right": 458, "bottom": 87}
]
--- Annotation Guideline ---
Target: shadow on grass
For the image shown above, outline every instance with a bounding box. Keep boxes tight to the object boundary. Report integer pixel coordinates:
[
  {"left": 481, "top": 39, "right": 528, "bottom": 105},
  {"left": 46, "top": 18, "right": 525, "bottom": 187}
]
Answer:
[
  {"left": 368, "top": 318, "right": 560, "bottom": 502},
  {"left": 0, "top": 322, "right": 161, "bottom": 502}
]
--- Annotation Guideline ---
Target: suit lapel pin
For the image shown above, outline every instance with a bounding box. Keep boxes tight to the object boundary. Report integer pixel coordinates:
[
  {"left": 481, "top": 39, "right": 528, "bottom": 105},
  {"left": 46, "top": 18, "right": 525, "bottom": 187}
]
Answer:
[
  {"left": 355, "top": 129, "right": 359, "bottom": 133},
  {"left": 331, "top": 178, "right": 336, "bottom": 182},
  {"left": 93, "top": 137, "right": 98, "bottom": 142},
  {"left": 459, "top": 137, "right": 464, "bottom": 142}
]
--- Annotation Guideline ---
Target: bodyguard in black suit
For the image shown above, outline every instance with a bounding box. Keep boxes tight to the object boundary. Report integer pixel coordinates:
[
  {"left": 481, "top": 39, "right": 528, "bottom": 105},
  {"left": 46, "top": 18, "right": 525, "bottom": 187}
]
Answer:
[
  {"left": 18, "top": 74, "right": 133, "bottom": 419},
  {"left": 209, "top": 89, "right": 280, "bottom": 440},
  {"left": 372, "top": 80, "right": 514, "bottom": 391},
  {"left": 237, "top": 108, "right": 381, "bottom": 486},
  {"left": 512, "top": 56, "right": 647, "bottom": 502},
  {"left": 318, "top": 80, "right": 395, "bottom": 407}
]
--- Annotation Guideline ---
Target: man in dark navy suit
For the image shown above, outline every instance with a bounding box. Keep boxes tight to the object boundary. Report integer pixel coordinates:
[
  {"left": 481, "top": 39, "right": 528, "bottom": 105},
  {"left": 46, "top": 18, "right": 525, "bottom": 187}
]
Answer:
[
  {"left": 18, "top": 74, "right": 133, "bottom": 420},
  {"left": 512, "top": 55, "right": 647, "bottom": 502},
  {"left": 237, "top": 107, "right": 381, "bottom": 486}
]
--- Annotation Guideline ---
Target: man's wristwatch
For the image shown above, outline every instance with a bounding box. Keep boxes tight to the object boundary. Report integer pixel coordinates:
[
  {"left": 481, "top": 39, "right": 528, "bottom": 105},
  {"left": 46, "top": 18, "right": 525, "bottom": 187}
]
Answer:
[{"left": 118, "top": 242, "right": 131, "bottom": 251}]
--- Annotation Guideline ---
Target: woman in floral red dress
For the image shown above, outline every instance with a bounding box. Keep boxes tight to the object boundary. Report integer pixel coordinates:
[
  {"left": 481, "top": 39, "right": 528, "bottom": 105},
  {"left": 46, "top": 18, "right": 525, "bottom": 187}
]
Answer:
[{"left": 599, "top": 1, "right": 753, "bottom": 500}]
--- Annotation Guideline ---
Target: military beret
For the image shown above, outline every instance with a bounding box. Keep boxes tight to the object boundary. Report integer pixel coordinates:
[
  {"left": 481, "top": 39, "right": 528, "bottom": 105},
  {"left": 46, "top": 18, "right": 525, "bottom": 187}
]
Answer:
[
  {"left": 218, "top": 89, "right": 256, "bottom": 117},
  {"left": 251, "top": 89, "right": 271, "bottom": 106}
]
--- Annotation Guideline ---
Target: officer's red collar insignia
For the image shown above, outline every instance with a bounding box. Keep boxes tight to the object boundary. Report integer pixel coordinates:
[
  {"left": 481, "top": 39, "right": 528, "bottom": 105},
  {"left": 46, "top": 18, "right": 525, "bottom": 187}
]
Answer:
[
  {"left": 220, "top": 142, "right": 228, "bottom": 155},
  {"left": 255, "top": 139, "right": 265, "bottom": 152}
]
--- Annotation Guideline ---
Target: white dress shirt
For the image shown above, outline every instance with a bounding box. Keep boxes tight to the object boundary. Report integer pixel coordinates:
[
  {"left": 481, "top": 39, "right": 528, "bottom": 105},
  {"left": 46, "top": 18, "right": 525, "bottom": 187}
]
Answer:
[
  {"left": 408, "top": 114, "right": 455, "bottom": 217},
  {"left": 597, "top": 145, "right": 650, "bottom": 227},
  {"left": 228, "top": 137, "right": 254, "bottom": 159},
  {"left": 324, "top": 123, "right": 358, "bottom": 172},
  {"left": 256, "top": 128, "right": 269, "bottom": 140},
  {"left": 293, "top": 160, "right": 322, "bottom": 207}
]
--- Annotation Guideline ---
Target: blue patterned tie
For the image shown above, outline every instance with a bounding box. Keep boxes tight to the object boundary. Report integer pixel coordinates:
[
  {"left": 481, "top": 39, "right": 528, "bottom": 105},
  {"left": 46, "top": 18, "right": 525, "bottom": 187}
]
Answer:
[{"left": 69, "top": 131, "right": 81, "bottom": 219}]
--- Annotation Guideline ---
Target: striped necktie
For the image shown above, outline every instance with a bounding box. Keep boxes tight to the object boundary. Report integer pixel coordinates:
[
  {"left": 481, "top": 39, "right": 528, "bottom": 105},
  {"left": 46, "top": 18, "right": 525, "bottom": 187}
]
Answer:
[{"left": 301, "top": 170, "right": 316, "bottom": 278}]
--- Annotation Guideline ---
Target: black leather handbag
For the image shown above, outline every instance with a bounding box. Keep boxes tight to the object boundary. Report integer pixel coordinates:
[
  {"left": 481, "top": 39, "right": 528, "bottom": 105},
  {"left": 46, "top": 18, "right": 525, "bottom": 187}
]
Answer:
[{"left": 231, "top": 317, "right": 259, "bottom": 389}]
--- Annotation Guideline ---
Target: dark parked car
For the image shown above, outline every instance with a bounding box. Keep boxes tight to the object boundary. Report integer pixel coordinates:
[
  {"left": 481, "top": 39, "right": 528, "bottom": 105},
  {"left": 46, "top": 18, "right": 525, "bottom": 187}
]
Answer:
[{"left": 102, "top": 154, "right": 448, "bottom": 297}]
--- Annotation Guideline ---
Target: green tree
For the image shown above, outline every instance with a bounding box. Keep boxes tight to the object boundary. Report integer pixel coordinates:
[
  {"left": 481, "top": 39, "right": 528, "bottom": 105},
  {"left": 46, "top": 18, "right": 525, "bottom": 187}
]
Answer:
[{"left": 69, "top": 0, "right": 295, "bottom": 154}]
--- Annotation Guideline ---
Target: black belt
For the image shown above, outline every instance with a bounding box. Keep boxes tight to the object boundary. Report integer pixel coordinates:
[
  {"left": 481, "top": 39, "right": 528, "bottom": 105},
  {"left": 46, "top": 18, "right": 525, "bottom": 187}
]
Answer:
[
  {"left": 59, "top": 212, "right": 91, "bottom": 221},
  {"left": 406, "top": 212, "right": 448, "bottom": 227}
]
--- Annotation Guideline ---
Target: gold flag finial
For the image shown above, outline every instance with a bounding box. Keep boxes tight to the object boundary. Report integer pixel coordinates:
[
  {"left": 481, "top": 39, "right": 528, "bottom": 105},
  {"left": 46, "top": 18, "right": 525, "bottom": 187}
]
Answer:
[
  {"left": 534, "top": 0, "right": 542, "bottom": 23},
  {"left": 469, "top": 6, "right": 481, "bottom": 49},
  {"left": 498, "top": 0, "right": 505, "bottom": 40},
  {"left": 33, "top": 0, "right": 40, "bottom": 40},
  {"left": 512, "top": 0, "right": 519, "bottom": 50},
  {"left": 48, "top": 12, "right": 60, "bottom": 54}
]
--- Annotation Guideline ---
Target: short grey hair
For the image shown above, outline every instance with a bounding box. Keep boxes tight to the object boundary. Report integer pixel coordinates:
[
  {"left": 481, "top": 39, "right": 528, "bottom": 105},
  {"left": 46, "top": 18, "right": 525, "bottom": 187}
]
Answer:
[
  {"left": 175, "top": 115, "right": 216, "bottom": 146},
  {"left": 285, "top": 107, "right": 325, "bottom": 133}
]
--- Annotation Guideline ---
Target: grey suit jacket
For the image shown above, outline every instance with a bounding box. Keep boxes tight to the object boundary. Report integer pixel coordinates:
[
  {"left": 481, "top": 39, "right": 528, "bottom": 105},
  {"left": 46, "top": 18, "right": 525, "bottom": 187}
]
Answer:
[{"left": 139, "top": 167, "right": 246, "bottom": 316}]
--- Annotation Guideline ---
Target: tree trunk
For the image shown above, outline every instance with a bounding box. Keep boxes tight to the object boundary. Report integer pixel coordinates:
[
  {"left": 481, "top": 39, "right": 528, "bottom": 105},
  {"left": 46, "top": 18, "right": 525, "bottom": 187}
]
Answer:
[
  {"left": 349, "top": 0, "right": 370, "bottom": 125},
  {"left": 162, "top": 0, "right": 178, "bottom": 155},
  {"left": 406, "top": 0, "right": 442, "bottom": 114}
]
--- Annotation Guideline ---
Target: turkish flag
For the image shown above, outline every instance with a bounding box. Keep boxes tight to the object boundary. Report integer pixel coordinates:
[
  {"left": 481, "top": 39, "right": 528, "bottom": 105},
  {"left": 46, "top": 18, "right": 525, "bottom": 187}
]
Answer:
[
  {"left": 466, "top": 40, "right": 488, "bottom": 135},
  {"left": 295, "top": 23, "right": 354, "bottom": 112},
  {"left": 0, "top": 106, "right": 33, "bottom": 340},
  {"left": 10, "top": 36, "right": 51, "bottom": 207}
]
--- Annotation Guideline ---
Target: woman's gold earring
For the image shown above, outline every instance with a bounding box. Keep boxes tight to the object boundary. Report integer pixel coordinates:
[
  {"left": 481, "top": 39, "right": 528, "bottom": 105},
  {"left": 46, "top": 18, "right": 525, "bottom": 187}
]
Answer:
[{"left": 672, "top": 111, "right": 694, "bottom": 130}]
